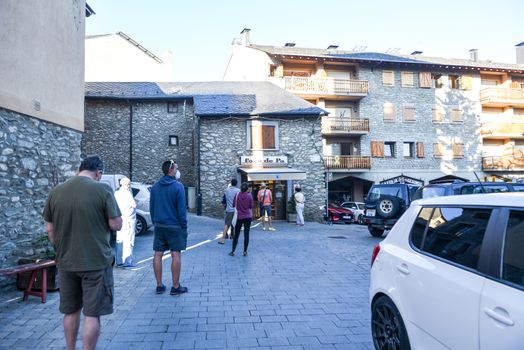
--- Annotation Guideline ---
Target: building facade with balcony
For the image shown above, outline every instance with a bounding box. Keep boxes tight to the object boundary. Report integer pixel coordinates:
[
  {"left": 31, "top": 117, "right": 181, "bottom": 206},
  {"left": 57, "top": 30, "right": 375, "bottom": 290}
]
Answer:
[{"left": 224, "top": 29, "right": 524, "bottom": 201}]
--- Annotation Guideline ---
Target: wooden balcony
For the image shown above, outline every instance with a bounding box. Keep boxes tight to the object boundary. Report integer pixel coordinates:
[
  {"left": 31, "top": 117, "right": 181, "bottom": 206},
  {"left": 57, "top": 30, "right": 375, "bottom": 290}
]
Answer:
[
  {"left": 482, "top": 156, "right": 524, "bottom": 171},
  {"left": 273, "top": 77, "right": 368, "bottom": 100},
  {"left": 324, "top": 155, "right": 371, "bottom": 171},
  {"left": 481, "top": 122, "right": 524, "bottom": 139},
  {"left": 321, "top": 117, "right": 370, "bottom": 135},
  {"left": 479, "top": 88, "right": 524, "bottom": 107}
]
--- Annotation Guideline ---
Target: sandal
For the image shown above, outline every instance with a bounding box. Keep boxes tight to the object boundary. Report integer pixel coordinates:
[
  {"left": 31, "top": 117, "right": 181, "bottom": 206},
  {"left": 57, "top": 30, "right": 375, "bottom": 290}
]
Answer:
[
  {"left": 156, "top": 284, "right": 166, "bottom": 294},
  {"left": 170, "top": 284, "right": 188, "bottom": 295}
]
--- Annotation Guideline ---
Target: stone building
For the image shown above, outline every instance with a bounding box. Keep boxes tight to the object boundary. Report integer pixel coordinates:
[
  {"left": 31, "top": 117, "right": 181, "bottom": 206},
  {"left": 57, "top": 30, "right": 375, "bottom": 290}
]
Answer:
[
  {"left": 224, "top": 29, "right": 524, "bottom": 201},
  {"left": 84, "top": 81, "right": 326, "bottom": 221},
  {"left": 0, "top": 1, "right": 92, "bottom": 287}
]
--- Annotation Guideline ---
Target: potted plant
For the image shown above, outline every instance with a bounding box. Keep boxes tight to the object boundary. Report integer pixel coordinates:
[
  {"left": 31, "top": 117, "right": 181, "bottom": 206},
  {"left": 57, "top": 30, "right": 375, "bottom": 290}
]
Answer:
[
  {"left": 17, "top": 234, "right": 58, "bottom": 292},
  {"left": 287, "top": 197, "right": 297, "bottom": 223}
]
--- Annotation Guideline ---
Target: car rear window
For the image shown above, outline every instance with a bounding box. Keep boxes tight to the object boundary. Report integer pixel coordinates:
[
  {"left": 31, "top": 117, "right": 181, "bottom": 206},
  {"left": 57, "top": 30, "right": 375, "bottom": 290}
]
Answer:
[
  {"left": 458, "top": 184, "right": 509, "bottom": 195},
  {"left": 502, "top": 210, "right": 524, "bottom": 288},
  {"left": 410, "top": 206, "right": 492, "bottom": 270},
  {"left": 368, "top": 186, "right": 404, "bottom": 201},
  {"left": 413, "top": 186, "right": 447, "bottom": 200},
  {"left": 512, "top": 185, "right": 524, "bottom": 192}
]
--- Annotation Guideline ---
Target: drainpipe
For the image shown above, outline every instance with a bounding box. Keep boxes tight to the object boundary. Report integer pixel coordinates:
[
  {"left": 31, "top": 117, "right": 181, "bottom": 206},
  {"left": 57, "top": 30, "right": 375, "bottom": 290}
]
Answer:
[
  {"left": 128, "top": 102, "right": 133, "bottom": 180},
  {"left": 196, "top": 113, "right": 202, "bottom": 216}
]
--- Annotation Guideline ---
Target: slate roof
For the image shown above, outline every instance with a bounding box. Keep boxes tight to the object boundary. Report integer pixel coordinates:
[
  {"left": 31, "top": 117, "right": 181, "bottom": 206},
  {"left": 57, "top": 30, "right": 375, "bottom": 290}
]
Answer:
[
  {"left": 250, "top": 44, "right": 524, "bottom": 72},
  {"left": 85, "top": 81, "right": 326, "bottom": 117}
]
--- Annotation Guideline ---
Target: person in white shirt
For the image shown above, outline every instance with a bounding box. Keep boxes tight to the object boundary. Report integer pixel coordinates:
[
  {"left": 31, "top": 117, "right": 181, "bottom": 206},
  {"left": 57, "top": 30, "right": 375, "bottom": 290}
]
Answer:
[
  {"left": 114, "top": 177, "right": 137, "bottom": 267},
  {"left": 294, "top": 186, "right": 305, "bottom": 226}
]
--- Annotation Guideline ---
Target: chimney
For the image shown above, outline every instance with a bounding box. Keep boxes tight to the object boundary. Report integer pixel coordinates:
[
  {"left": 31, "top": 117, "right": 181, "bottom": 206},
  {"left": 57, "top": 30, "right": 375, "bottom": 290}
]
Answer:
[
  {"left": 516, "top": 42, "right": 524, "bottom": 64},
  {"left": 327, "top": 45, "right": 339, "bottom": 50},
  {"left": 410, "top": 50, "right": 423, "bottom": 55},
  {"left": 284, "top": 43, "right": 295, "bottom": 47},
  {"left": 240, "top": 28, "right": 250, "bottom": 47},
  {"left": 469, "top": 49, "right": 478, "bottom": 61}
]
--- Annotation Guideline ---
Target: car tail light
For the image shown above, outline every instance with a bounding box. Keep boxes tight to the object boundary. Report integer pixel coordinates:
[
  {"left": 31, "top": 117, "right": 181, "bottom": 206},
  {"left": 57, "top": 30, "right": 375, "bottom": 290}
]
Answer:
[{"left": 371, "top": 244, "right": 380, "bottom": 267}]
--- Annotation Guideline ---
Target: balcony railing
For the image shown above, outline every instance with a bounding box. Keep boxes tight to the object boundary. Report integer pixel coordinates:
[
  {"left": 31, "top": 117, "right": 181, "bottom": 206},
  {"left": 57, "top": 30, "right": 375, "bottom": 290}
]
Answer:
[
  {"left": 482, "top": 156, "right": 524, "bottom": 171},
  {"left": 481, "top": 122, "right": 524, "bottom": 137},
  {"left": 321, "top": 117, "right": 370, "bottom": 134},
  {"left": 282, "top": 77, "right": 368, "bottom": 97},
  {"left": 479, "top": 88, "right": 524, "bottom": 106},
  {"left": 324, "top": 155, "right": 371, "bottom": 170}
]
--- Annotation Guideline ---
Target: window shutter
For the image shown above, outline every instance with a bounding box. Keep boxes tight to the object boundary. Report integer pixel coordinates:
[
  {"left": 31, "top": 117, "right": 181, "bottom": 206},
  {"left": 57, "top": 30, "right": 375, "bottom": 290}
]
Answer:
[
  {"left": 433, "top": 143, "right": 444, "bottom": 157},
  {"left": 401, "top": 72, "right": 414, "bottom": 87},
  {"left": 384, "top": 103, "right": 395, "bottom": 121},
  {"left": 416, "top": 142, "right": 424, "bottom": 158},
  {"left": 451, "top": 109, "right": 463, "bottom": 122},
  {"left": 461, "top": 75, "right": 473, "bottom": 90},
  {"left": 371, "top": 141, "right": 384, "bottom": 157},
  {"left": 383, "top": 71, "right": 395, "bottom": 86},
  {"left": 452, "top": 143, "right": 463, "bottom": 158},
  {"left": 250, "top": 125, "right": 262, "bottom": 149},
  {"left": 432, "top": 107, "right": 444, "bottom": 122},
  {"left": 403, "top": 107, "right": 415, "bottom": 122},
  {"left": 419, "top": 72, "right": 432, "bottom": 88},
  {"left": 262, "top": 125, "right": 275, "bottom": 149}
]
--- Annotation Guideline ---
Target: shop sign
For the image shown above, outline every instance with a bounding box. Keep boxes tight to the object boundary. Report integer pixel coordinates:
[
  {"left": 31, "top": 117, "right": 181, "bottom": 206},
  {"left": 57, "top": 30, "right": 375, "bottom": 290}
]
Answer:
[
  {"left": 240, "top": 155, "right": 288, "bottom": 167},
  {"left": 380, "top": 174, "right": 424, "bottom": 186}
]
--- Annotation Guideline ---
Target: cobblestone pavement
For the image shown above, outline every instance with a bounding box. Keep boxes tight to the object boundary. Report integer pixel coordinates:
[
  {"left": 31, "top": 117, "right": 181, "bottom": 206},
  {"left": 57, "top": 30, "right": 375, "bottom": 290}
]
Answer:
[{"left": 0, "top": 214, "right": 380, "bottom": 349}]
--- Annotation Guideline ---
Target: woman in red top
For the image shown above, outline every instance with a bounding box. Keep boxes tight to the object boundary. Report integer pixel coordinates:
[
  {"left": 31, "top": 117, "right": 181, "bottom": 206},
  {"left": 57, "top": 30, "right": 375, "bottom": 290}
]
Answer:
[{"left": 230, "top": 182, "right": 253, "bottom": 256}]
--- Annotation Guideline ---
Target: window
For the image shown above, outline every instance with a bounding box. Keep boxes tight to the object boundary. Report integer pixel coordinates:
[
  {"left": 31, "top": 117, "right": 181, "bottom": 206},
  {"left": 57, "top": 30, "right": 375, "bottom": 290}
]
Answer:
[
  {"left": 403, "top": 107, "right": 415, "bottom": 122},
  {"left": 502, "top": 210, "right": 524, "bottom": 288},
  {"left": 403, "top": 142, "right": 415, "bottom": 158},
  {"left": 432, "top": 107, "right": 445, "bottom": 122},
  {"left": 247, "top": 120, "right": 278, "bottom": 150},
  {"left": 383, "top": 71, "right": 395, "bottom": 86},
  {"left": 371, "top": 141, "right": 385, "bottom": 157},
  {"left": 168, "top": 135, "right": 178, "bottom": 147},
  {"left": 419, "top": 72, "right": 432, "bottom": 88},
  {"left": 461, "top": 75, "right": 473, "bottom": 90},
  {"left": 401, "top": 72, "right": 414, "bottom": 87},
  {"left": 416, "top": 142, "right": 425, "bottom": 158},
  {"left": 449, "top": 75, "right": 460, "bottom": 89},
  {"left": 384, "top": 142, "right": 396, "bottom": 157},
  {"left": 412, "top": 207, "right": 492, "bottom": 269},
  {"left": 451, "top": 109, "right": 463, "bottom": 123},
  {"left": 384, "top": 103, "right": 395, "bottom": 122},
  {"left": 432, "top": 74, "right": 443, "bottom": 88},
  {"left": 452, "top": 143, "right": 463, "bottom": 158},
  {"left": 433, "top": 143, "right": 445, "bottom": 158},
  {"left": 167, "top": 102, "right": 178, "bottom": 113}
]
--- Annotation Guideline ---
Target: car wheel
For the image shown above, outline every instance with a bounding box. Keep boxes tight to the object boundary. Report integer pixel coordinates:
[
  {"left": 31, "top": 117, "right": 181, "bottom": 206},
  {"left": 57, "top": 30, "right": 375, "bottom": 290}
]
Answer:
[
  {"left": 135, "top": 215, "right": 147, "bottom": 236},
  {"left": 358, "top": 214, "right": 364, "bottom": 225},
  {"left": 376, "top": 195, "right": 400, "bottom": 219},
  {"left": 372, "top": 296, "right": 411, "bottom": 350},
  {"left": 368, "top": 226, "right": 384, "bottom": 237}
]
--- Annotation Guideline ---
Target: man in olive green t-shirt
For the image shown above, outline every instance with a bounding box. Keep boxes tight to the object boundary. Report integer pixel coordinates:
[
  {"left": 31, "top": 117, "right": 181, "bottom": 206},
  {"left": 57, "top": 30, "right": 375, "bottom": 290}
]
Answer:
[{"left": 43, "top": 156, "right": 122, "bottom": 350}]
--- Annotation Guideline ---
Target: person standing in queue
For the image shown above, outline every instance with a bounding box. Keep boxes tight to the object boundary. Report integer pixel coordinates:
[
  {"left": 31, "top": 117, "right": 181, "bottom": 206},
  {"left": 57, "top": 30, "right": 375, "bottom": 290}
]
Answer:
[
  {"left": 114, "top": 177, "right": 137, "bottom": 267},
  {"left": 294, "top": 185, "right": 305, "bottom": 226},
  {"left": 150, "top": 160, "right": 188, "bottom": 296},
  {"left": 43, "top": 155, "right": 122, "bottom": 350},
  {"left": 229, "top": 182, "right": 253, "bottom": 256},
  {"left": 257, "top": 182, "right": 275, "bottom": 231}
]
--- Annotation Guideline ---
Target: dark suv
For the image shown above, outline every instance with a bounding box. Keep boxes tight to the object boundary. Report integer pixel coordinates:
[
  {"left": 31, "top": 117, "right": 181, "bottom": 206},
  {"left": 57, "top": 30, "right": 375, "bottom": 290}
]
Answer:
[
  {"left": 364, "top": 183, "right": 420, "bottom": 237},
  {"left": 412, "top": 181, "right": 524, "bottom": 200}
]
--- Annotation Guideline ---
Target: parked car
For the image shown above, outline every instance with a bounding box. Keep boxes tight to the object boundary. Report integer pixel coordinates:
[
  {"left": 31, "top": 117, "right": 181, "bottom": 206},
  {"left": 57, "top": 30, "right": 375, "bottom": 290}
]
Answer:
[
  {"left": 364, "top": 183, "right": 420, "bottom": 237},
  {"left": 326, "top": 203, "right": 354, "bottom": 224},
  {"left": 412, "top": 180, "right": 524, "bottom": 200},
  {"left": 340, "top": 201, "right": 365, "bottom": 224},
  {"left": 370, "top": 192, "right": 524, "bottom": 350},
  {"left": 101, "top": 174, "right": 152, "bottom": 235}
]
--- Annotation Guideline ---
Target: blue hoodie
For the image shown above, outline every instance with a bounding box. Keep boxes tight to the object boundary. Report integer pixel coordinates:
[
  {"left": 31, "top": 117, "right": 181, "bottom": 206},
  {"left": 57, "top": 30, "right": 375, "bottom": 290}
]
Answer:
[{"left": 150, "top": 175, "right": 187, "bottom": 229}]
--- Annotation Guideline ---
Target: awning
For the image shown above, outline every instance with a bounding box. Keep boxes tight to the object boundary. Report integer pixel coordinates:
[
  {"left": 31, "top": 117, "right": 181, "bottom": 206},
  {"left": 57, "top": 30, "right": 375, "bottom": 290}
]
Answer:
[{"left": 240, "top": 167, "right": 307, "bottom": 181}]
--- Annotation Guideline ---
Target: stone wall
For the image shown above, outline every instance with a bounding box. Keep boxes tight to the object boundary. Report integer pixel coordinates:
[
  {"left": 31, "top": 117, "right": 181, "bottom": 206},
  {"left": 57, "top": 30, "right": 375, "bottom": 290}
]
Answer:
[
  {"left": 200, "top": 116, "right": 326, "bottom": 221},
  {"left": 358, "top": 67, "right": 484, "bottom": 184},
  {"left": 83, "top": 99, "right": 197, "bottom": 186},
  {"left": 0, "top": 107, "right": 81, "bottom": 288}
]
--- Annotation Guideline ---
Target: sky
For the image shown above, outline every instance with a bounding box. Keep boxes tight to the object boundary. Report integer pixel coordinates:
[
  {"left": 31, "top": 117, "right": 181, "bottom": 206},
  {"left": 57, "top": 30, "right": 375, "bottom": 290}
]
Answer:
[{"left": 86, "top": 0, "right": 524, "bottom": 82}]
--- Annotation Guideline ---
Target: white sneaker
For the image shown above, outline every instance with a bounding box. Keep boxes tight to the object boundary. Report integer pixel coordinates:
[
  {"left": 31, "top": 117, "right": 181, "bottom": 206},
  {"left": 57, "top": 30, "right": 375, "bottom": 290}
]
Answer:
[
  {"left": 268, "top": 227, "right": 276, "bottom": 231},
  {"left": 262, "top": 227, "right": 266, "bottom": 231}
]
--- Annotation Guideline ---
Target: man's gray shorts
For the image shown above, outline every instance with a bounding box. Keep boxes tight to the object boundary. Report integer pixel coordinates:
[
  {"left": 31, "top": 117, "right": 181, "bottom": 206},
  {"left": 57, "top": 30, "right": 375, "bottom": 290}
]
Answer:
[{"left": 224, "top": 211, "right": 235, "bottom": 225}]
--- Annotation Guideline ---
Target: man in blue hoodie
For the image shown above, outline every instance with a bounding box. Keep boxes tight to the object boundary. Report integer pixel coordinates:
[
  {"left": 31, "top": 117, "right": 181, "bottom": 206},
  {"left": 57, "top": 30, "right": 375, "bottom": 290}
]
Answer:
[{"left": 150, "top": 160, "right": 188, "bottom": 295}]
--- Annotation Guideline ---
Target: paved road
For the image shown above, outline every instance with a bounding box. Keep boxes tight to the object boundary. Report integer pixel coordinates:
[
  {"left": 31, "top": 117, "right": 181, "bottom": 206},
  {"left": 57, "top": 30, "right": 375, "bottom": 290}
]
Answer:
[{"left": 0, "top": 214, "right": 379, "bottom": 349}]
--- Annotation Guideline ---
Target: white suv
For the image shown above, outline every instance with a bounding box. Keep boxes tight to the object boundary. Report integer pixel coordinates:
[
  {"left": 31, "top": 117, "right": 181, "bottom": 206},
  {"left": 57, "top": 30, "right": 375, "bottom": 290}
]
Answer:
[{"left": 370, "top": 193, "right": 524, "bottom": 350}]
